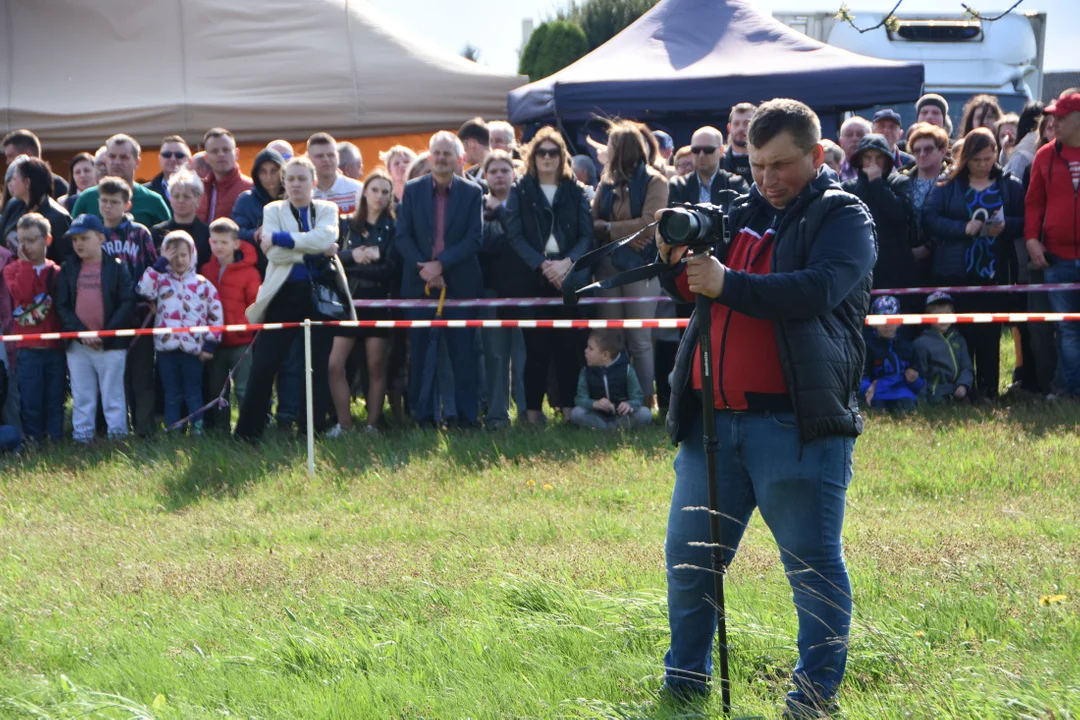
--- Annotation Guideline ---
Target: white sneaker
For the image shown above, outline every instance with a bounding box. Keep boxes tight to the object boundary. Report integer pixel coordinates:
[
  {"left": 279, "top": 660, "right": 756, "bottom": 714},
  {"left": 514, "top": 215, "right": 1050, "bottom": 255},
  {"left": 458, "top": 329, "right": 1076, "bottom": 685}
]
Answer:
[
  {"left": 363, "top": 425, "right": 379, "bottom": 436},
  {"left": 325, "top": 424, "right": 350, "bottom": 439}
]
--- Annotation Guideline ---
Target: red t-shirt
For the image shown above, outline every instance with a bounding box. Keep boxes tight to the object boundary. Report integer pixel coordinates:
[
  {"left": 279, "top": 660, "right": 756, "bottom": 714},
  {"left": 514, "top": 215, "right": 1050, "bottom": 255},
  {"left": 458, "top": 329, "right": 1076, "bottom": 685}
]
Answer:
[
  {"left": 74, "top": 261, "right": 105, "bottom": 331},
  {"left": 676, "top": 215, "right": 788, "bottom": 410}
]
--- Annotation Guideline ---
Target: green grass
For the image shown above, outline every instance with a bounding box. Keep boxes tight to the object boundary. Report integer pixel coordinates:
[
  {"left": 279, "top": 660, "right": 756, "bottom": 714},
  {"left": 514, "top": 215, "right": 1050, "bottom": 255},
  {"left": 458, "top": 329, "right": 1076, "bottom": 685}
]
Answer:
[{"left": 0, "top": 382, "right": 1077, "bottom": 717}]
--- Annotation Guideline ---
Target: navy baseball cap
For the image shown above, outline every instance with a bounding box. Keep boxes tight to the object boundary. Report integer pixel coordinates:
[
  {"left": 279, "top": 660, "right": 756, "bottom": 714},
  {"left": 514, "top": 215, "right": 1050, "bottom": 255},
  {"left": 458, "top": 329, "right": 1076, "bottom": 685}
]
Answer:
[
  {"left": 652, "top": 130, "right": 674, "bottom": 152},
  {"left": 66, "top": 214, "right": 106, "bottom": 236},
  {"left": 872, "top": 109, "right": 903, "bottom": 125},
  {"left": 925, "top": 291, "right": 955, "bottom": 307},
  {"left": 871, "top": 295, "right": 901, "bottom": 315}
]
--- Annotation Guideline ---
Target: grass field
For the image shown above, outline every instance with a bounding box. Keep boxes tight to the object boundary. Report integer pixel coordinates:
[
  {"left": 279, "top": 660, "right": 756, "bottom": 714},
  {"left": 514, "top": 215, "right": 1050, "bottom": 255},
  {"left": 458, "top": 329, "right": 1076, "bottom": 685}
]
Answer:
[{"left": 0, "top": 371, "right": 1077, "bottom": 717}]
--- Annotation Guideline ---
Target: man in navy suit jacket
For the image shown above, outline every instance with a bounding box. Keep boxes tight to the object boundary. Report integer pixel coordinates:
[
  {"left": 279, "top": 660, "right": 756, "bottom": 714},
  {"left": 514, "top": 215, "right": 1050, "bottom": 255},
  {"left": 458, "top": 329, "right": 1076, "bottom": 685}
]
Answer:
[{"left": 395, "top": 131, "right": 484, "bottom": 427}]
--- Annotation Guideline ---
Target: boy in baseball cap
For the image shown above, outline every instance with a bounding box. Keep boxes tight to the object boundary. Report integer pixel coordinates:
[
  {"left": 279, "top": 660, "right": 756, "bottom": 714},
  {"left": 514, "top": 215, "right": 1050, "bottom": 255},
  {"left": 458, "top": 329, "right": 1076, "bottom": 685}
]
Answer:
[
  {"left": 912, "top": 292, "right": 973, "bottom": 403},
  {"left": 861, "top": 295, "right": 924, "bottom": 410}
]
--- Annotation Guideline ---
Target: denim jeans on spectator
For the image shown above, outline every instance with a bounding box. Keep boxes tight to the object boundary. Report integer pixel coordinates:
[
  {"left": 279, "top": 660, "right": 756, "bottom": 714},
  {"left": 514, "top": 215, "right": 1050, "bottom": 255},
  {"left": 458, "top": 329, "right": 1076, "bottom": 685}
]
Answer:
[
  {"left": 16, "top": 348, "right": 65, "bottom": 442},
  {"left": 0, "top": 351, "right": 22, "bottom": 434},
  {"left": 275, "top": 336, "right": 304, "bottom": 424},
  {"left": 483, "top": 326, "right": 528, "bottom": 426},
  {"left": 158, "top": 350, "right": 205, "bottom": 428},
  {"left": 1044, "top": 256, "right": 1080, "bottom": 395},
  {"left": 0, "top": 425, "right": 22, "bottom": 453},
  {"left": 665, "top": 409, "right": 853, "bottom": 713}
]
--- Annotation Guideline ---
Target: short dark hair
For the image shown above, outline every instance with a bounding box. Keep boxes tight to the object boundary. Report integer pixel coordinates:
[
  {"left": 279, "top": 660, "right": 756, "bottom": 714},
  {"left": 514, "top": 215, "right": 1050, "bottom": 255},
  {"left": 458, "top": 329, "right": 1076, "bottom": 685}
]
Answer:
[
  {"left": 209, "top": 217, "right": 240, "bottom": 238},
  {"left": 98, "top": 176, "right": 132, "bottom": 202},
  {"left": 306, "top": 132, "right": 337, "bottom": 149},
  {"left": 729, "top": 102, "right": 757, "bottom": 121},
  {"left": 2, "top": 129, "right": 41, "bottom": 157},
  {"left": 203, "top": 127, "right": 235, "bottom": 144},
  {"left": 457, "top": 117, "right": 489, "bottom": 147},
  {"left": 1015, "top": 102, "right": 1044, "bottom": 143},
  {"left": 747, "top": 99, "right": 821, "bottom": 153},
  {"left": 590, "top": 329, "right": 624, "bottom": 357}
]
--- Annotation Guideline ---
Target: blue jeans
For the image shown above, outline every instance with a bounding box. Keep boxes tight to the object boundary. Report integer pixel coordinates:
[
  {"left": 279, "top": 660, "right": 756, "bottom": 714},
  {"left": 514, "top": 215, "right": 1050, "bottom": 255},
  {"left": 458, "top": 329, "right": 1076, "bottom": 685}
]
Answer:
[
  {"left": 16, "top": 349, "right": 65, "bottom": 442},
  {"left": 0, "top": 425, "right": 21, "bottom": 453},
  {"left": 1044, "top": 257, "right": 1080, "bottom": 395},
  {"left": 665, "top": 410, "right": 854, "bottom": 711},
  {"left": 483, "top": 327, "right": 527, "bottom": 425},
  {"left": 275, "top": 336, "right": 304, "bottom": 423},
  {"left": 158, "top": 350, "right": 205, "bottom": 428}
]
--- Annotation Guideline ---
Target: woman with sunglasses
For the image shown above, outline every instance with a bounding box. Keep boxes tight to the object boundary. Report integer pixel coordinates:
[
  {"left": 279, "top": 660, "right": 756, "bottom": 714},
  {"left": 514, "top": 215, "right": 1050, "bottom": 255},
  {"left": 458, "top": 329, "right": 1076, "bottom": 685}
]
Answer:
[
  {"left": 590, "top": 121, "right": 668, "bottom": 410},
  {"left": 505, "top": 127, "right": 594, "bottom": 425}
]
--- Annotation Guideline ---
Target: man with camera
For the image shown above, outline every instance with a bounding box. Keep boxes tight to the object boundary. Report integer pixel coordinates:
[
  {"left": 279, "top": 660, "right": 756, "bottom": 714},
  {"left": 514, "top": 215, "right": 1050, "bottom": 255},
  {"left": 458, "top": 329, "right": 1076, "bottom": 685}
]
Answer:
[{"left": 656, "top": 99, "right": 876, "bottom": 718}]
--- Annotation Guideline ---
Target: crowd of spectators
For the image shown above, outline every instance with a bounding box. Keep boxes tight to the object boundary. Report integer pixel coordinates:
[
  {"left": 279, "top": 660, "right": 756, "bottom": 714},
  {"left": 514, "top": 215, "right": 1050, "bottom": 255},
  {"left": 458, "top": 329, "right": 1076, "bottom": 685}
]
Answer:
[{"left": 0, "top": 87, "right": 1078, "bottom": 449}]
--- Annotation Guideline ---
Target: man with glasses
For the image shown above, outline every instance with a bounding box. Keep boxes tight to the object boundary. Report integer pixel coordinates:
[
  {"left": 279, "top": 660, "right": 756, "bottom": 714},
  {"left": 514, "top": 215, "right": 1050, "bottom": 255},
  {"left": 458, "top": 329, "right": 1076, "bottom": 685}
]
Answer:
[
  {"left": 145, "top": 135, "right": 191, "bottom": 214},
  {"left": 667, "top": 126, "right": 749, "bottom": 211}
]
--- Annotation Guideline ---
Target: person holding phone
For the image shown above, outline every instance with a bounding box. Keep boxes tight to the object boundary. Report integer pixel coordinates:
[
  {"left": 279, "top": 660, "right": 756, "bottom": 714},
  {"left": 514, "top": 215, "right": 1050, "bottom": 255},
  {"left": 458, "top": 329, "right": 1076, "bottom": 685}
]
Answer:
[{"left": 922, "top": 127, "right": 1025, "bottom": 399}]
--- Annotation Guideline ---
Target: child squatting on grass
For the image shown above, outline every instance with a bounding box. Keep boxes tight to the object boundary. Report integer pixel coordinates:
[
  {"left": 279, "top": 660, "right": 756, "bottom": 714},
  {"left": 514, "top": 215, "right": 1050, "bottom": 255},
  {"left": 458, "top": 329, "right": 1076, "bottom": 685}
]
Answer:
[
  {"left": 570, "top": 329, "right": 653, "bottom": 430},
  {"left": 861, "top": 295, "right": 925, "bottom": 412},
  {"left": 913, "top": 291, "right": 974, "bottom": 403},
  {"left": 136, "top": 230, "right": 223, "bottom": 434}
]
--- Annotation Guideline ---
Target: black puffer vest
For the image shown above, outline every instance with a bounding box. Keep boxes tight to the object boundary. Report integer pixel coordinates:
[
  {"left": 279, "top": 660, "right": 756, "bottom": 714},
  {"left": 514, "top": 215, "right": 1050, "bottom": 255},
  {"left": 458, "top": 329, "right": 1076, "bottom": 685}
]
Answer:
[
  {"left": 585, "top": 352, "right": 631, "bottom": 404},
  {"left": 665, "top": 173, "right": 874, "bottom": 445}
]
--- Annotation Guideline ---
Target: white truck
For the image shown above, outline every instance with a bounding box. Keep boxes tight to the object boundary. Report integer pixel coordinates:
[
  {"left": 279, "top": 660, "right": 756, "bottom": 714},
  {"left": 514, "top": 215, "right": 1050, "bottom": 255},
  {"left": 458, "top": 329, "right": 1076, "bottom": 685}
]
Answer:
[{"left": 773, "top": 10, "right": 1048, "bottom": 127}]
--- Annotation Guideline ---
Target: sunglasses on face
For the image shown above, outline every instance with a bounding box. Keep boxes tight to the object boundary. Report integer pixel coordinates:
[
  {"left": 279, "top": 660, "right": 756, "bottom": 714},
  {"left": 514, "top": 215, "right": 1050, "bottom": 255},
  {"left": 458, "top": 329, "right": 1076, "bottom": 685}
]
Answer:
[
  {"left": 913, "top": 145, "right": 939, "bottom": 156},
  {"left": 691, "top": 146, "right": 718, "bottom": 155},
  {"left": 534, "top": 147, "right": 561, "bottom": 158},
  {"left": 160, "top": 151, "right": 188, "bottom": 159}
]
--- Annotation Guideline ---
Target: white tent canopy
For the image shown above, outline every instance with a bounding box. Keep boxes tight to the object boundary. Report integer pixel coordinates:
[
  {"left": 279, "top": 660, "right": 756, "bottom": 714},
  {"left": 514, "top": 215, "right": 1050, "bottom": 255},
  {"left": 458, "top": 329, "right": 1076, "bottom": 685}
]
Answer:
[{"left": 0, "top": 0, "right": 525, "bottom": 150}]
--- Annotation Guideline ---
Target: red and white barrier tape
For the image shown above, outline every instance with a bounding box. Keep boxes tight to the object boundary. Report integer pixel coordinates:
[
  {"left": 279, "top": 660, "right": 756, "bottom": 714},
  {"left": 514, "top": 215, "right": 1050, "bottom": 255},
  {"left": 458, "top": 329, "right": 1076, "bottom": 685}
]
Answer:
[
  {"left": 869, "top": 282, "right": 1080, "bottom": 296},
  {"left": 352, "top": 282, "right": 1080, "bottom": 308},
  {"left": 3, "top": 313, "right": 1079, "bottom": 343}
]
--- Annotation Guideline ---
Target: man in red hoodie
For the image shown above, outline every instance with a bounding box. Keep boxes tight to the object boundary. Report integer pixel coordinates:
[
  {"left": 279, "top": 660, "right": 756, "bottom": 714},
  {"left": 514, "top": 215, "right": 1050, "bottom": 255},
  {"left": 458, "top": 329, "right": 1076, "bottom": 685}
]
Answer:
[
  {"left": 197, "top": 128, "right": 253, "bottom": 224},
  {"left": 2, "top": 213, "right": 64, "bottom": 442},
  {"left": 1025, "top": 88, "right": 1080, "bottom": 397}
]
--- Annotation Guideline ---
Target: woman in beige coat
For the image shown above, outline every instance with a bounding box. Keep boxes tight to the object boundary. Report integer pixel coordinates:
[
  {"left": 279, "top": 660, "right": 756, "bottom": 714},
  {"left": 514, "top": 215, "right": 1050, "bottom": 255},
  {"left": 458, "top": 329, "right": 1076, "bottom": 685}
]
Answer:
[{"left": 234, "top": 156, "right": 355, "bottom": 441}]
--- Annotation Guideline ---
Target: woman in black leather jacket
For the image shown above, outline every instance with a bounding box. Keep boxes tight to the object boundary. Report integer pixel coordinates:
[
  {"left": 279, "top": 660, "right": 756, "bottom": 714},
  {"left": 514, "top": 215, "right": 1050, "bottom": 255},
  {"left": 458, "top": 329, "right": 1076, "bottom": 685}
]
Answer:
[
  {"left": 922, "top": 127, "right": 1025, "bottom": 398},
  {"left": 327, "top": 169, "right": 399, "bottom": 435},
  {"left": 504, "top": 127, "right": 594, "bottom": 425}
]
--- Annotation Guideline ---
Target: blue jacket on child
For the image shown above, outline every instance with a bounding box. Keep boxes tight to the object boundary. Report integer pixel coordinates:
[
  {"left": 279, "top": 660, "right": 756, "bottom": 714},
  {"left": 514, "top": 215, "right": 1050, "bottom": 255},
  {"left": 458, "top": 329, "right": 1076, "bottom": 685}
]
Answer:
[{"left": 860, "top": 332, "right": 925, "bottom": 402}]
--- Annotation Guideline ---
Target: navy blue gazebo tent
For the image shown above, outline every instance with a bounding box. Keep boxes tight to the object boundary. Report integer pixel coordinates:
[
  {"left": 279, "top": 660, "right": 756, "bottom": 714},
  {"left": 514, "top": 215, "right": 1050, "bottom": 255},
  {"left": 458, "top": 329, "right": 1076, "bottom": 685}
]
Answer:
[{"left": 507, "top": 0, "right": 925, "bottom": 147}]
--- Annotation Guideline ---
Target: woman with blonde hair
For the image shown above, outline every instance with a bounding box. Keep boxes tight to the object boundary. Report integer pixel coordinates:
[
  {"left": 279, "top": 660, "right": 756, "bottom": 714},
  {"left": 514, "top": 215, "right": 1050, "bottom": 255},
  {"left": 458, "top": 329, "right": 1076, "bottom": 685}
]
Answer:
[
  {"left": 379, "top": 145, "right": 418, "bottom": 203},
  {"left": 234, "top": 156, "right": 356, "bottom": 441},
  {"left": 590, "top": 121, "right": 668, "bottom": 408}
]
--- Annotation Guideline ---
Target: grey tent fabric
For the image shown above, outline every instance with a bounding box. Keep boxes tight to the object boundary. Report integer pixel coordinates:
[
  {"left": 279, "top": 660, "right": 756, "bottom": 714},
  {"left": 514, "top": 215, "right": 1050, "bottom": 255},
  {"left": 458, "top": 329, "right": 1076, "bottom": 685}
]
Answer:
[{"left": 0, "top": 0, "right": 525, "bottom": 150}]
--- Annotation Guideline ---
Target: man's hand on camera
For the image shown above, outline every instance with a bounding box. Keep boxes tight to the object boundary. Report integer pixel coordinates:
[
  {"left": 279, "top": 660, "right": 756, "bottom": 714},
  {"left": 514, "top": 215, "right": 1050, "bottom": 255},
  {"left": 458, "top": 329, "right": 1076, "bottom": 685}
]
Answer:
[{"left": 686, "top": 254, "right": 725, "bottom": 298}]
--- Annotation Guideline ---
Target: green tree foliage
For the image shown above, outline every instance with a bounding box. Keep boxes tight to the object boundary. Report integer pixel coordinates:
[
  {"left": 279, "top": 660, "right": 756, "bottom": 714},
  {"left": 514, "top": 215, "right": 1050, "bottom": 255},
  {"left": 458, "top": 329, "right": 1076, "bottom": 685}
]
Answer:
[
  {"left": 518, "top": 21, "right": 589, "bottom": 81},
  {"left": 558, "top": 0, "right": 660, "bottom": 51}
]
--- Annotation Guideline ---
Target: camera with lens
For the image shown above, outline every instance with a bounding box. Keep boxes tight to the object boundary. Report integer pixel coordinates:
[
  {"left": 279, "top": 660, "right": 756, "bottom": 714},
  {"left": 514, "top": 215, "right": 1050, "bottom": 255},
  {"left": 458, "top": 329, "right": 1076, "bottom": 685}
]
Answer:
[{"left": 658, "top": 202, "right": 731, "bottom": 253}]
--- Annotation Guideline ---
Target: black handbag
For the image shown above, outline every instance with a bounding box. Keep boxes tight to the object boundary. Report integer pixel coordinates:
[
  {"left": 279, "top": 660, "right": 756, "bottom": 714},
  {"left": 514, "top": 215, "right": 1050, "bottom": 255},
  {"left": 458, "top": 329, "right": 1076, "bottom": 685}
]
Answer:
[
  {"left": 291, "top": 203, "right": 348, "bottom": 320},
  {"left": 307, "top": 257, "right": 347, "bottom": 320}
]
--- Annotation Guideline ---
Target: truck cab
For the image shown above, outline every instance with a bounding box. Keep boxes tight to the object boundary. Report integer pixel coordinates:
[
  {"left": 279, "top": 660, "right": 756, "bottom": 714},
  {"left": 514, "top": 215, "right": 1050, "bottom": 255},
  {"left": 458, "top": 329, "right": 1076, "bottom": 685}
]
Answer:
[{"left": 774, "top": 11, "right": 1047, "bottom": 132}]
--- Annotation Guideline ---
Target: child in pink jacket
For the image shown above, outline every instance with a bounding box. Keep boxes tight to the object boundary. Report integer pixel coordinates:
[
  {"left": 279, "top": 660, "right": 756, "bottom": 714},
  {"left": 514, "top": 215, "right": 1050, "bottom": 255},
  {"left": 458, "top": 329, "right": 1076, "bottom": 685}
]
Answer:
[{"left": 137, "top": 230, "right": 223, "bottom": 433}]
